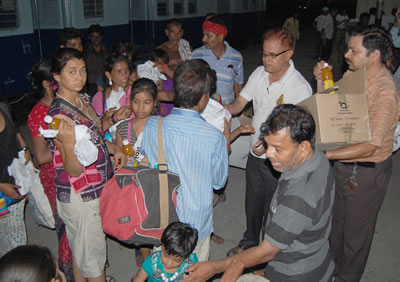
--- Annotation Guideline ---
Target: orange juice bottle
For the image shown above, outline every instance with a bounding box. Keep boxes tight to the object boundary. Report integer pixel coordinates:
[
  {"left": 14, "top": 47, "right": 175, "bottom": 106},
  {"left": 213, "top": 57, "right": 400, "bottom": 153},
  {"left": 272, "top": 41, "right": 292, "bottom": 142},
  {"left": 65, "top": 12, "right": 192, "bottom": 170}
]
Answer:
[
  {"left": 322, "top": 63, "right": 336, "bottom": 94},
  {"left": 122, "top": 139, "right": 138, "bottom": 166},
  {"left": 122, "top": 139, "right": 134, "bottom": 157},
  {"left": 44, "top": 115, "right": 61, "bottom": 129}
]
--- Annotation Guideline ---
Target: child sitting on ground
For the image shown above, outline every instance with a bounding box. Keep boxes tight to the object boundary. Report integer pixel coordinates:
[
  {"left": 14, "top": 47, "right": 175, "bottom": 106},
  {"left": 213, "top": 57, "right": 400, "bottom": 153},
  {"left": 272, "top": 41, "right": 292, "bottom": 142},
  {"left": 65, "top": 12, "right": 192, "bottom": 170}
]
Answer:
[{"left": 133, "top": 222, "right": 198, "bottom": 282}]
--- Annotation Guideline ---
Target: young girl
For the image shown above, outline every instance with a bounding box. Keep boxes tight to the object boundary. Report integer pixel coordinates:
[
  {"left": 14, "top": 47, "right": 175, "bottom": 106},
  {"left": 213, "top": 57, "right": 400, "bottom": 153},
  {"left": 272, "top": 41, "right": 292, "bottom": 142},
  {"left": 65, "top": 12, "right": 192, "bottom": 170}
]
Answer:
[
  {"left": 48, "top": 47, "right": 127, "bottom": 282},
  {"left": 115, "top": 78, "right": 158, "bottom": 165},
  {"left": 27, "top": 60, "right": 73, "bottom": 282},
  {"left": 133, "top": 222, "right": 199, "bottom": 282},
  {"left": 91, "top": 54, "right": 133, "bottom": 139}
]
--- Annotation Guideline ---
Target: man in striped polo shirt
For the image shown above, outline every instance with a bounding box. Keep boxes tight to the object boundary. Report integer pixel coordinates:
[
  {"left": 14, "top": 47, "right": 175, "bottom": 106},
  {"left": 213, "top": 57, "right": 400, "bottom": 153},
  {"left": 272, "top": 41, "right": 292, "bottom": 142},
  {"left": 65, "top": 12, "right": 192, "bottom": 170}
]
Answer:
[
  {"left": 192, "top": 15, "right": 244, "bottom": 105},
  {"left": 185, "top": 104, "right": 335, "bottom": 281}
]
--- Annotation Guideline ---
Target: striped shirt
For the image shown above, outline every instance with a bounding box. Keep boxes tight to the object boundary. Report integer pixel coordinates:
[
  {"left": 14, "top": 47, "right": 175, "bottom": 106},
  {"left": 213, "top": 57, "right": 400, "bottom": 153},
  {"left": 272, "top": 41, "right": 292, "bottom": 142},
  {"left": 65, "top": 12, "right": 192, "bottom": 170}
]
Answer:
[
  {"left": 264, "top": 149, "right": 335, "bottom": 281},
  {"left": 141, "top": 108, "right": 229, "bottom": 240},
  {"left": 192, "top": 42, "right": 244, "bottom": 104}
]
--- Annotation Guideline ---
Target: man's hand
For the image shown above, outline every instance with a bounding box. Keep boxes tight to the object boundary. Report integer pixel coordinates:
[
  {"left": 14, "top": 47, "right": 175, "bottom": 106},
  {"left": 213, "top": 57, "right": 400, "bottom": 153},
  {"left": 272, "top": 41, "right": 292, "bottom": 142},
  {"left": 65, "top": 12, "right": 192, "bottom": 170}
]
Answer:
[
  {"left": 252, "top": 140, "right": 266, "bottom": 156},
  {"left": 0, "top": 183, "right": 24, "bottom": 200},
  {"left": 239, "top": 124, "right": 255, "bottom": 134},
  {"left": 184, "top": 262, "right": 217, "bottom": 281},
  {"left": 313, "top": 60, "right": 332, "bottom": 92}
]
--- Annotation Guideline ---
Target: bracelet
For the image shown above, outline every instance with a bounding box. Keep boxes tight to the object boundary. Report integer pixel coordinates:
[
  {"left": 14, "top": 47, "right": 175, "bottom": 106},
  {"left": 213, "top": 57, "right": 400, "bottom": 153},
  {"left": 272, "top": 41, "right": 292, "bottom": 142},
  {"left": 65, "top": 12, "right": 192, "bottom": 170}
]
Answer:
[
  {"left": 22, "top": 146, "right": 30, "bottom": 152},
  {"left": 111, "top": 113, "right": 118, "bottom": 124},
  {"left": 227, "top": 143, "right": 232, "bottom": 154}
]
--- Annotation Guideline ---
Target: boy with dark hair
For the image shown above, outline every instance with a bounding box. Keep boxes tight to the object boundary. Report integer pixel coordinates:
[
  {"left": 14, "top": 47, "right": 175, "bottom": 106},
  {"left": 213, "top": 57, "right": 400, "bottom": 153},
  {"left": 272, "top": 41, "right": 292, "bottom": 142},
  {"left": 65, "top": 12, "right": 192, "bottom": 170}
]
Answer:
[
  {"left": 133, "top": 222, "right": 199, "bottom": 281},
  {"left": 141, "top": 59, "right": 229, "bottom": 262},
  {"left": 58, "top": 27, "right": 83, "bottom": 52}
]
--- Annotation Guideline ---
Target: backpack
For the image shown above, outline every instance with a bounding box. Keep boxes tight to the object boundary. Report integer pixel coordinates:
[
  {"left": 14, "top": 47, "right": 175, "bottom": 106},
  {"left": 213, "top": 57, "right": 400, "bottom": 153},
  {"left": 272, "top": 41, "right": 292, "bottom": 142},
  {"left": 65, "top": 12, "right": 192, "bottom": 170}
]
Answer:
[{"left": 100, "top": 118, "right": 180, "bottom": 245}]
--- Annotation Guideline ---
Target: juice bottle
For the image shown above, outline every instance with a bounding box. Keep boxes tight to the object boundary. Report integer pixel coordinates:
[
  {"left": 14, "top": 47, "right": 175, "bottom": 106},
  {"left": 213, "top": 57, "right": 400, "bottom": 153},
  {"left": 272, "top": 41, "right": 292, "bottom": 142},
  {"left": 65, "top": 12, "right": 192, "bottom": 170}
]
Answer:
[
  {"left": 321, "top": 63, "right": 336, "bottom": 94},
  {"left": 122, "top": 139, "right": 138, "bottom": 166},
  {"left": 44, "top": 115, "right": 61, "bottom": 129}
]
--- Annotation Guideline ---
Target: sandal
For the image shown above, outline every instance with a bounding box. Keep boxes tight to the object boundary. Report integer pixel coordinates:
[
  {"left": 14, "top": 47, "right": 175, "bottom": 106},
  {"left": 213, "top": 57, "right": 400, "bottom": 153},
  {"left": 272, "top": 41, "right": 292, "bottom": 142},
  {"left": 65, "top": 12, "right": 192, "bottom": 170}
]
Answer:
[{"left": 226, "top": 246, "right": 244, "bottom": 257}]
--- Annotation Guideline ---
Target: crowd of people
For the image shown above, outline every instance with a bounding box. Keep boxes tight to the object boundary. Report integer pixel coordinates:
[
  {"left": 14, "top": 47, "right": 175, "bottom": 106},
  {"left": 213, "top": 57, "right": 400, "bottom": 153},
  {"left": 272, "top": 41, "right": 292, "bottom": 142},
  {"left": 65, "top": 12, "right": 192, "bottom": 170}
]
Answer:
[{"left": 0, "top": 6, "right": 399, "bottom": 282}]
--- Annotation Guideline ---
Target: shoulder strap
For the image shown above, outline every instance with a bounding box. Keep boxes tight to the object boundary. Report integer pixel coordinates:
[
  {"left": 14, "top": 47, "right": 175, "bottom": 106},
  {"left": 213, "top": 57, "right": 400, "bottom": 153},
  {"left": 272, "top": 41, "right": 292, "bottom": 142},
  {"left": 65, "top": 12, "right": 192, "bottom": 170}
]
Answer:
[
  {"left": 102, "top": 90, "right": 106, "bottom": 115},
  {"left": 157, "top": 118, "right": 169, "bottom": 229},
  {"left": 128, "top": 118, "right": 132, "bottom": 144},
  {"left": 56, "top": 97, "right": 91, "bottom": 121}
]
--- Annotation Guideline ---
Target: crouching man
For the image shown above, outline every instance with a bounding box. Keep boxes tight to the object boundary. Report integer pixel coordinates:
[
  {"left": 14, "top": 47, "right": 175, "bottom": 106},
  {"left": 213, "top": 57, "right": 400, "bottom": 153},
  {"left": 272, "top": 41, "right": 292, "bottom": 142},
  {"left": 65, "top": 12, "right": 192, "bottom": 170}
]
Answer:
[{"left": 185, "top": 104, "right": 335, "bottom": 281}]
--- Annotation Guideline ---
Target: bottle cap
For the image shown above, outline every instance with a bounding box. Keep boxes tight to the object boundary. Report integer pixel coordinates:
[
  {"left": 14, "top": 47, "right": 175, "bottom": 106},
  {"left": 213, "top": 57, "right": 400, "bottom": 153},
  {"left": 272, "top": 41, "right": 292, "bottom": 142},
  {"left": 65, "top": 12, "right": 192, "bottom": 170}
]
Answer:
[
  {"left": 44, "top": 115, "right": 53, "bottom": 123},
  {"left": 323, "top": 62, "right": 329, "bottom": 67},
  {"left": 122, "top": 139, "right": 129, "bottom": 146}
]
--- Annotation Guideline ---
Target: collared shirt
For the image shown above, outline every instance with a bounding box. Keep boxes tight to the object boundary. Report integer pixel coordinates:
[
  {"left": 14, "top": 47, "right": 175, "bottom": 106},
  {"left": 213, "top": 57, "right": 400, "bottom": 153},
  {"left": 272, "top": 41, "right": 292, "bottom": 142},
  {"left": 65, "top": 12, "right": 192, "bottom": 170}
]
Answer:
[
  {"left": 391, "top": 26, "right": 400, "bottom": 48},
  {"left": 264, "top": 150, "right": 335, "bottom": 281},
  {"left": 342, "top": 66, "right": 399, "bottom": 163},
  {"left": 141, "top": 108, "right": 229, "bottom": 240},
  {"left": 240, "top": 62, "right": 312, "bottom": 159},
  {"left": 192, "top": 41, "right": 244, "bottom": 104}
]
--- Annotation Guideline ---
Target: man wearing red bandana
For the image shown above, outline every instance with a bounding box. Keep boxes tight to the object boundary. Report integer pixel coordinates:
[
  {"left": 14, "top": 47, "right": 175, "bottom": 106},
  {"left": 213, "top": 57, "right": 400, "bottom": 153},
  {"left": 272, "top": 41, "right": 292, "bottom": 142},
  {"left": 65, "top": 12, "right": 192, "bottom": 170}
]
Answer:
[{"left": 192, "top": 15, "right": 244, "bottom": 105}]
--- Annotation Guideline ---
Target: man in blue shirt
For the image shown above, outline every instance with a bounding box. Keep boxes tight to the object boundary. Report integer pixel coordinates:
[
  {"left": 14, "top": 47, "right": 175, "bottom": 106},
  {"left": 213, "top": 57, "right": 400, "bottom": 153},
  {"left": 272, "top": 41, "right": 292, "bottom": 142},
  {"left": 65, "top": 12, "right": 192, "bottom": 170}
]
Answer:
[
  {"left": 141, "top": 59, "right": 229, "bottom": 261},
  {"left": 192, "top": 15, "right": 244, "bottom": 105}
]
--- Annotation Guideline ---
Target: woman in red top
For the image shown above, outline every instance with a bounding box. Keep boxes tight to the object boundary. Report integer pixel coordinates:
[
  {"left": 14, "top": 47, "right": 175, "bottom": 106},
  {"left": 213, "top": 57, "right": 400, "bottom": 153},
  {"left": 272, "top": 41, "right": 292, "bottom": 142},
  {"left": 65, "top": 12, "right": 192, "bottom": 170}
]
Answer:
[{"left": 27, "top": 61, "right": 73, "bottom": 282}]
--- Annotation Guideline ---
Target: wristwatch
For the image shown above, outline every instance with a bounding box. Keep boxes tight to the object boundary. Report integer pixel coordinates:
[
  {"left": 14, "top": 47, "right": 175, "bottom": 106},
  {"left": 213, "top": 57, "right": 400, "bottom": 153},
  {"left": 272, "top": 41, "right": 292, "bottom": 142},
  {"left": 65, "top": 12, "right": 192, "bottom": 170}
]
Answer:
[{"left": 22, "top": 146, "right": 30, "bottom": 152}]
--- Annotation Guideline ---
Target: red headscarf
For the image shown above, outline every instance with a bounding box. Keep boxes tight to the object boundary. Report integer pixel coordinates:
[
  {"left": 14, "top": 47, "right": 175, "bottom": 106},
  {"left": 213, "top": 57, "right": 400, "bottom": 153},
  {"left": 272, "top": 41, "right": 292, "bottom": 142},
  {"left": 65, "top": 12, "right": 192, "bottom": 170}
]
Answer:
[{"left": 202, "top": 20, "right": 228, "bottom": 37}]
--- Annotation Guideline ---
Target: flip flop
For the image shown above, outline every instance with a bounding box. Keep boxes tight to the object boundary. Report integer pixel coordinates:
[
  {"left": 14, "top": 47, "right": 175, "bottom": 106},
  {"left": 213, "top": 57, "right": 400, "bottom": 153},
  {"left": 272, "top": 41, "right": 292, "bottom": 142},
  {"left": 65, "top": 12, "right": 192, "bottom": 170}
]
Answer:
[{"left": 226, "top": 246, "right": 244, "bottom": 257}]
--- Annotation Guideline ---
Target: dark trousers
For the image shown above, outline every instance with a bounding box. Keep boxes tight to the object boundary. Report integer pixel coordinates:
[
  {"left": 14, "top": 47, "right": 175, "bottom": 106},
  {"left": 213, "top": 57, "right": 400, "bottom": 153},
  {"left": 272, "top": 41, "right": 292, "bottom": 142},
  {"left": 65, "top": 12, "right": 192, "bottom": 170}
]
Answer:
[
  {"left": 330, "top": 158, "right": 392, "bottom": 282},
  {"left": 239, "top": 153, "right": 280, "bottom": 250},
  {"left": 321, "top": 39, "right": 333, "bottom": 62}
]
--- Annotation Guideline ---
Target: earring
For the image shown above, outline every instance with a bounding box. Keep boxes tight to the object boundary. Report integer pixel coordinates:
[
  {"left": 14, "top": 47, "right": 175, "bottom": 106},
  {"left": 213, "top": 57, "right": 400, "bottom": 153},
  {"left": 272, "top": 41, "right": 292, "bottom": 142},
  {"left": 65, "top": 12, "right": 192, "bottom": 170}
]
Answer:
[{"left": 109, "top": 79, "right": 112, "bottom": 86}]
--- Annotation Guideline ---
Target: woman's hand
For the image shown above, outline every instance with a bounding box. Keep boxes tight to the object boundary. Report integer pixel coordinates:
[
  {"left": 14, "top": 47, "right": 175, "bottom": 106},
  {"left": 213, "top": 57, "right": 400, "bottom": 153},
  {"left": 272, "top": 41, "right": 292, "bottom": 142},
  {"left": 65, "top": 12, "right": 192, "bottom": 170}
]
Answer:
[
  {"left": 0, "top": 183, "right": 24, "bottom": 200},
  {"left": 56, "top": 119, "right": 75, "bottom": 144},
  {"left": 113, "top": 106, "right": 132, "bottom": 122},
  {"left": 113, "top": 146, "right": 127, "bottom": 170}
]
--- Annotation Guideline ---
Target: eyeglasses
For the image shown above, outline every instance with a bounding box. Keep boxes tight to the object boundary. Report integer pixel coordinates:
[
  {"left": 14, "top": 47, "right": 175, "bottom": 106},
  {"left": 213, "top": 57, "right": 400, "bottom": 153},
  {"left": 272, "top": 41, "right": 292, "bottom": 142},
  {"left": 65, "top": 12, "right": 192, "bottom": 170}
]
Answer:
[{"left": 261, "top": 49, "right": 290, "bottom": 59}]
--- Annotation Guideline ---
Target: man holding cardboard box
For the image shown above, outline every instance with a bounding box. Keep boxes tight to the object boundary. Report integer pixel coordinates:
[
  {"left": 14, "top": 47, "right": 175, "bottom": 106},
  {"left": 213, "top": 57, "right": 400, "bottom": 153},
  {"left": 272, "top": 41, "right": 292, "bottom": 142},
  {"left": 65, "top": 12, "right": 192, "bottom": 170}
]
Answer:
[
  {"left": 226, "top": 28, "right": 312, "bottom": 256},
  {"left": 314, "top": 26, "right": 399, "bottom": 282}
]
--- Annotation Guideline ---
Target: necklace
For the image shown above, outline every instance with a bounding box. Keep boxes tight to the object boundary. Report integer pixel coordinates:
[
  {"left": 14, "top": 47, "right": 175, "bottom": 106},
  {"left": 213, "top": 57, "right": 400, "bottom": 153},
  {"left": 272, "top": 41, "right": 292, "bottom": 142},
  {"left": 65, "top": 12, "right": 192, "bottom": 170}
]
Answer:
[
  {"left": 56, "top": 93, "right": 83, "bottom": 110},
  {"left": 160, "top": 272, "right": 179, "bottom": 281}
]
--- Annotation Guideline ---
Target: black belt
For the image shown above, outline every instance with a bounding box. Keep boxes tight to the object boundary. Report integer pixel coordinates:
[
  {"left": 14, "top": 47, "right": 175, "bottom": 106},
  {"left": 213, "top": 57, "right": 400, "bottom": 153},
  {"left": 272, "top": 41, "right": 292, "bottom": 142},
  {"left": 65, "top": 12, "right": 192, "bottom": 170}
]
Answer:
[{"left": 341, "top": 161, "right": 375, "bottom": 168}]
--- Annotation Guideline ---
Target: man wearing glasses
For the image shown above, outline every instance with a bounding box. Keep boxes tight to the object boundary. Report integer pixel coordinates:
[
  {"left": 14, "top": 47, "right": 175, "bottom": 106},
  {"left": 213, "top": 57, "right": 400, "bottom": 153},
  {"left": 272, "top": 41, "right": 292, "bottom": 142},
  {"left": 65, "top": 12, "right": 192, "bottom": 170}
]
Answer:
[{"left": 226, "top": 28, "right": 312, "bottom": 256}]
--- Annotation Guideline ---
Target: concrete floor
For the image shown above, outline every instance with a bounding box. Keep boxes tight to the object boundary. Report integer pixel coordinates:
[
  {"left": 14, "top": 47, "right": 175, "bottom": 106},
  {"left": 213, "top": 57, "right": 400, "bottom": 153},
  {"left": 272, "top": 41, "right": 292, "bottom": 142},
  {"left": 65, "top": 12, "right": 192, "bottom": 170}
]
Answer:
[{"left": 22, "top": 27, "right": 400, "bottom": 281}]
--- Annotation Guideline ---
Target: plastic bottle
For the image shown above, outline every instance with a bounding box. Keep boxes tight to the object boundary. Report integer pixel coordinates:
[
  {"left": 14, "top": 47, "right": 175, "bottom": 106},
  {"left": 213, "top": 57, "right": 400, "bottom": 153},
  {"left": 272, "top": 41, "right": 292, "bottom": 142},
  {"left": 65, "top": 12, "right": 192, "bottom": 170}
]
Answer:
[
  {"left": 321, "top": 63, "right": 336, "bottom": 94},
  {"left": 122, "top": 139, "right": 138, "bottom": 167},
  {"left": 44, "top": 115, "right": 61, "bottom": 129}
]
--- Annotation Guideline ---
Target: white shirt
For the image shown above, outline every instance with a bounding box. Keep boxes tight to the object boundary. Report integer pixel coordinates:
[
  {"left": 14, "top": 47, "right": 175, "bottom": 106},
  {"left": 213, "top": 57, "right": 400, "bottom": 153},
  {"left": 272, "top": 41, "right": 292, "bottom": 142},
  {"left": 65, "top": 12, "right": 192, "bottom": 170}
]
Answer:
[
  {"left": 322, "top": 14, "right": 334, "bottom": 39},
  {"left": 315, "top": 14, "right": 327, "bottom": 32},
  {"left": 240, "top": 61, "right": 312, "bottom": 159},
  {"left": 336, "top": 14, "right": 349, "bottom": 30}
]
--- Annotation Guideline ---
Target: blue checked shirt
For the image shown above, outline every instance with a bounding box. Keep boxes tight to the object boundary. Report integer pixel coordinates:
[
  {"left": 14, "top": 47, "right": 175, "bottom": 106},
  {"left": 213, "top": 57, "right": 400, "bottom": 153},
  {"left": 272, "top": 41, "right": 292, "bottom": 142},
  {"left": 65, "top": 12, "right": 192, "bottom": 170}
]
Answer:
[
  {"left": 141, "top": 108, "right": 229, "bottom": 240},
  {"left": 192, "top": 41, "right": 244, "bottom": 104}
]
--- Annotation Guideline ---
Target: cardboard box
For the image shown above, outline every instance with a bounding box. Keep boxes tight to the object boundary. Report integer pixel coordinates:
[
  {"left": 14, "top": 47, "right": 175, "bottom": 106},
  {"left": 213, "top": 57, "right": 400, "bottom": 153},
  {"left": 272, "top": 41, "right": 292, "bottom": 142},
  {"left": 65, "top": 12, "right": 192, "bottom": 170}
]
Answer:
[{"left": 297, "top": 68, "right": 371, "bottom": 150}]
